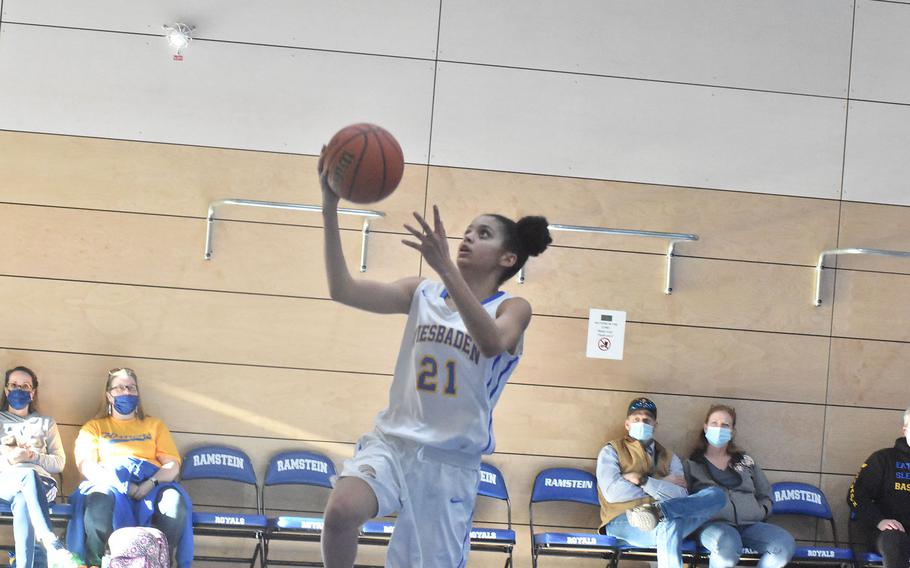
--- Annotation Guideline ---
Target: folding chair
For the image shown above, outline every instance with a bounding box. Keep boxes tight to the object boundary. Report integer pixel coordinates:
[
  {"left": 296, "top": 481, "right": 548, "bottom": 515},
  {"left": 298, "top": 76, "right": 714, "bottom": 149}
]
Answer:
[
  {"left": 529, "top": 467, "right": 620, "bottom": 568},
  {"left": 769, "top": 482, "right": 853, "bottom": 566},
  {"left": 181, "top": 446, "right": 267, "bottom": 568},
  {"left": 470, "top": 462, "right": 516, "bottom": 568},
  {"left": 260, "top": 450, "right": 337, "bottom": 567}
]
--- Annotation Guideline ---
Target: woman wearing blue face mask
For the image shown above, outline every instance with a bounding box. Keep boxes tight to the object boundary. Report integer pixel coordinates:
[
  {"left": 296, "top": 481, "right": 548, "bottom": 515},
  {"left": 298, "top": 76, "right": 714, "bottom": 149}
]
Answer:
[
  {"left": 0, "top": 366, "right": 81, "bottom": 568},
  {"left": 685, "top": 404, "right": 795, "bottom": 568},
  {"left": 66, "top": 368, "right": 193, "bottom": 568}
]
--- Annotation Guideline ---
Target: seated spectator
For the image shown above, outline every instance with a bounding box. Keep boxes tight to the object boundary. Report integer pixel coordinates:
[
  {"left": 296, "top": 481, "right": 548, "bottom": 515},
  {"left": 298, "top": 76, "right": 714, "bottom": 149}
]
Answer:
[
  {"left": 685, "top": 404, "right": 795, "bottom": 568},
  {"left": 597, "top": 397, "right": 726, "bottom": 568},
  {"left": 66, "top": 368, "right": 192, "bottom": 568},
  {"left": 849, "top": 405, "right": 910, "bottom": 568},
  {"left": 0, "top": 366, "right": 80, "bottom": 568}
]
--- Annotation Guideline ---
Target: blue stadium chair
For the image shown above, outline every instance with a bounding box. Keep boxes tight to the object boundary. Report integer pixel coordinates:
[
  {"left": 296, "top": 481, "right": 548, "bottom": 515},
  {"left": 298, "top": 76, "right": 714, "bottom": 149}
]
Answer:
[
  {"left": 260, "top": 450, "right": 337, "bottom": 567},
  {"left": 769, "top": 482, "right": 854, "bottom": 566},
  {"left": 529, "top": 468, "right": 620, "bottom": 568},
  {"left": 848, "top": 510, "right": 884, "bottom": 568},
  {"left": 470, "top": 462, "right": 516, "bottom": 568},
  {"left": 181, "top": 446, "right": 267, "bottom": 568}
]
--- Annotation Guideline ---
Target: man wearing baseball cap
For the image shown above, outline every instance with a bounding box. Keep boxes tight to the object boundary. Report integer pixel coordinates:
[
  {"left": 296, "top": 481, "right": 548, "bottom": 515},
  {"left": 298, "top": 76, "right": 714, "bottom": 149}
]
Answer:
[{"left": 596, "top": 397, "right": 725, "bottom": 568}]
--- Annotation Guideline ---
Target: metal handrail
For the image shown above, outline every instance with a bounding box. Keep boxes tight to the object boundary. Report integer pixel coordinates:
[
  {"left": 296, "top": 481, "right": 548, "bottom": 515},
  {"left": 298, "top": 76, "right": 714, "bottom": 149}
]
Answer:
[
  {"left": 813, "top": 247, "right": 910, "bottom": 306},
  {"left": 203, "top": 198, "right": 385, "bottom": 272},
  {"left": 519, "top": 223, "right": 699, "bottom": 294}
]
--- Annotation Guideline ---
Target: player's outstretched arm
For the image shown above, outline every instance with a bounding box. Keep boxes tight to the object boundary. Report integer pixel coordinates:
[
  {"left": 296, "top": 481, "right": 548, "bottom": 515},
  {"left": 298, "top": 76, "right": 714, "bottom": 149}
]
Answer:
[{"left": 321, "top": 169, "right": 419, "bottom": 315}]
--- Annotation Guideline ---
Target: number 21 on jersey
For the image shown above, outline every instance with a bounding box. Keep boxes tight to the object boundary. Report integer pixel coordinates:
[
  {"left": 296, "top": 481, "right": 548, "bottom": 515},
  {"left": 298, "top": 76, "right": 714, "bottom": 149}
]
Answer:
[{"left": 416, "top": 356, "right": 457, "bottom": 396}]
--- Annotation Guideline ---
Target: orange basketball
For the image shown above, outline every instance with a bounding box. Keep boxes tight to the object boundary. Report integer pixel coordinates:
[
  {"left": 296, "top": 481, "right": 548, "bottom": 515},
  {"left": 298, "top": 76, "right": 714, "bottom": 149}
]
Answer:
[{"left": 322, "top": 123, "right": 404, "bottom": 204}]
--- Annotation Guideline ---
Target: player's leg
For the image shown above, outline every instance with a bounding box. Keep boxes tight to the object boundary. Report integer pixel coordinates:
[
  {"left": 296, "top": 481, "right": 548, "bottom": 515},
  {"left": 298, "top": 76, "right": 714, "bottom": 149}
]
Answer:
[
  {"left": 386, "top": 455, "right": 479, "bottom": 568},
  {"left": 321, "top": 476, "right": 378, "bottom": 568},
  {"left": 322, "top": 433, "right": 405, "bottom": 568}
]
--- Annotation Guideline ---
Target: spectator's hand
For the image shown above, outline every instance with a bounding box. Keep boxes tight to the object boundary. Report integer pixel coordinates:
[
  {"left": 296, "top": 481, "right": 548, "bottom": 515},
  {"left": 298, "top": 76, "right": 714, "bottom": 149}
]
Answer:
[
  {"left": 6, "top": 446, "right": 34, "bottom": 464},
  {"left": 662, "top": 474, "right": 688, "bottom": 488},
  {"left": 622, "top": 472, "right": 642, "bottom": 485},
  {"left": 877, "top": 519, "right": 905, "bottom": 532},
  {"left": 132, "top": 480, "right": 154, "bottom": 500}
]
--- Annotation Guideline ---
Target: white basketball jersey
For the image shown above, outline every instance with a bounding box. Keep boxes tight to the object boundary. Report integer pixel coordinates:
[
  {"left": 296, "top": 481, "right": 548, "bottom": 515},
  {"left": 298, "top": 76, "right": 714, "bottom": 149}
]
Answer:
[{"left": 375, "top": 280, "right": 522, "bottom": 457}]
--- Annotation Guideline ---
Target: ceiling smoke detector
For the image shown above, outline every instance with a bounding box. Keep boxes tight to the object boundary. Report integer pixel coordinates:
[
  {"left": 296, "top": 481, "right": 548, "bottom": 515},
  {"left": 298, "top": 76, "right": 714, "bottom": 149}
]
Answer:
[{"left": 163, "top": 23, "right": 194, "bottom": 61}]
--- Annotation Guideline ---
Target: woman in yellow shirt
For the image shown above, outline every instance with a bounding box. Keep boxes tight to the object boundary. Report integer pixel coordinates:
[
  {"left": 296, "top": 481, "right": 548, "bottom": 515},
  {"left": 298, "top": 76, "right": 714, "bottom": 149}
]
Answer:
[{"left": 67, "top": 368, "right": 192, "bottom": 568}]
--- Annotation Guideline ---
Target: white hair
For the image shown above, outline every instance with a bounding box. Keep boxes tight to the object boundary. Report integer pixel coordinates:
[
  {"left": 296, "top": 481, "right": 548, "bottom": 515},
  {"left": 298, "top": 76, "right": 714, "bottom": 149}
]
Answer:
[{"left": 904, "top": 407, "right": 910, "bottom": 428}]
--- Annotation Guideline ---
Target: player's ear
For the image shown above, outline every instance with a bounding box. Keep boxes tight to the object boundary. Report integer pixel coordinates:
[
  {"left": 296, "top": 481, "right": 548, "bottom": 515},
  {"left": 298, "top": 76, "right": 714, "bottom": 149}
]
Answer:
[{"left": 499, "top": 251, "right": 517, "bottom": 269}]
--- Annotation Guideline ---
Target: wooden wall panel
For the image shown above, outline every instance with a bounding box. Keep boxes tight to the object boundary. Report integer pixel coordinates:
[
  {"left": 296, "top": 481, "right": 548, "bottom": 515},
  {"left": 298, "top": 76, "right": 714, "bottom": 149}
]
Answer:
[
  {"left": 494, "top": 388, "right": 825, "bottom": 471},
  {"left": 827, "top": 338, "right": 910, "bottom": 409},
  {"left": 521, "top": 319, "right": 829, "bottom": 403},
  {"left": 0, "top": 276, "right": 404, "bottom": 374},
  {"left": 838, "top": 202, "right": 910, "bottom": 274},
  {"left": 0, "top": 131, "right": 427, "bottom": 232},
  {"left": 7, "top": 131, "right": 910, "bottom": 564},
  {"left": 822, "top": 406, "right": 905, "bottom": 475},
  {"left": 832, "top": 270, "right": 910, "bottom": 341},
  {"left": 0, "top": 203, "right": 419, "bottom": 298},
  {"left": 509, "top": 246, "right": 833, "bottom": 334},
  {"left": 427, "top": 167, "right": 840, "bottom": 265}
]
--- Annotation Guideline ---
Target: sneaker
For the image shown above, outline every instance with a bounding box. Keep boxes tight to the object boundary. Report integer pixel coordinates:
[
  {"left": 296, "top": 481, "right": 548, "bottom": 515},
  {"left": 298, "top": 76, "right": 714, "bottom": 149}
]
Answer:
[
  {"left": 626, "top": 503, "right": 662, "bottom": 531},
  {"left": 47, "top": 545, "right": 83, "bottom": 568}
]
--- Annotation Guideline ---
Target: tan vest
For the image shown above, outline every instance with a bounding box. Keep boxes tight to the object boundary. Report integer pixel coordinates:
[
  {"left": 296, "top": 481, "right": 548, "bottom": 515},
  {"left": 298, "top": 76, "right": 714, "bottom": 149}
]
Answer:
[{"left": 599, "top": 436, "right": 673, "bottom": 529}]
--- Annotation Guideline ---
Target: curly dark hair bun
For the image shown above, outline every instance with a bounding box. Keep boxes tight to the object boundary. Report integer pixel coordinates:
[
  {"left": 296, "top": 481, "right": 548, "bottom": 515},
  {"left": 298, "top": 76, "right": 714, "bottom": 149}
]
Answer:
[{"left": 516, "top": 216, "right": 552, "bottom": 257}]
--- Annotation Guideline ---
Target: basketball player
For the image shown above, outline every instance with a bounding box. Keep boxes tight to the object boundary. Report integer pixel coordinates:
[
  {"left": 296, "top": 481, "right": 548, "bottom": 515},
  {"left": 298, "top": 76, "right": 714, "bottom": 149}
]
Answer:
[{"left": 317, "top": 157, "right": 551, "bottom": 567}]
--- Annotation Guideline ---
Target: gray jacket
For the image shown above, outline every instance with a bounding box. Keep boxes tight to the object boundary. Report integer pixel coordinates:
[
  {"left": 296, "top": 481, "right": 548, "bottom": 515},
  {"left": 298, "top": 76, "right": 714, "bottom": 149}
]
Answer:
[{"left": 685, "top": 452, "right": 772, "bottom": 525}]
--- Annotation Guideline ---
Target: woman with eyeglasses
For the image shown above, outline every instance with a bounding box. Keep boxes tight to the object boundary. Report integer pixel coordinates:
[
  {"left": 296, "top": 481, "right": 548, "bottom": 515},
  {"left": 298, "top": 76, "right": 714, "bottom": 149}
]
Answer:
[
  {"left": 66, "top": 368, "right": 192, "bottom": 568},
  {"left": 684, "top": 404, "right": 795, "bottom": 568},
  {"left": 0, "top": 366, "right": 81, "bottom": 568}
]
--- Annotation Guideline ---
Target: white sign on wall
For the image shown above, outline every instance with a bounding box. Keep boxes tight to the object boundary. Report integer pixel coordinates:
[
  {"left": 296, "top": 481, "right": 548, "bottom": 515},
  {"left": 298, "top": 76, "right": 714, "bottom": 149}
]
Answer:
[{"left": 586, "top": 309, "right": 626, "bottom": 360}]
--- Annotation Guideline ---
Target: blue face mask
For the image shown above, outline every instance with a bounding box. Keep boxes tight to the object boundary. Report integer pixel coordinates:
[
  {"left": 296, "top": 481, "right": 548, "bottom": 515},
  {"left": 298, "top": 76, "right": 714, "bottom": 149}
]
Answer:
[
  {"left": 628, "top": 422, "right": 654, "bottom": 442},
  {"left": 6, "top": 389, "right": 31, "bottom": 410},
  {"left": 112, "top": 395, "right": 140, "bottom": 416},
  {"left": 705, "top": 426, "right": 733, "bottom": 447}
]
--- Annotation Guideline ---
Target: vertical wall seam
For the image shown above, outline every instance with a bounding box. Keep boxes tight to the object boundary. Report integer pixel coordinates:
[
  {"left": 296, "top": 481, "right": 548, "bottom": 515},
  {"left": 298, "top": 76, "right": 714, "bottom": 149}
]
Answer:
[{"left": 817, "top": 0, "right": 857, "bottom": 543}]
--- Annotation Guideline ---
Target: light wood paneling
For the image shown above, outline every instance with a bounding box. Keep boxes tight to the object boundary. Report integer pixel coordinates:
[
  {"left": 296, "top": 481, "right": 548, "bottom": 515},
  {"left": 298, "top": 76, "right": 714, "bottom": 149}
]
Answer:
[
  {"left": 503, "top": 246, "right": 833, "bottom": 334},
  {"left": 495, "top": 389, "right": 825, "bottom": 472},
  {"left": 0, "top": 203, "right": 420, "bottom": 297},
  {"left": 827, "top": 338, "right": 910, "bottom": 409},
  {"left": 3, "top": 348, "right": 823, "bottom": 472},
  {"left": 427, "top": 157, "right": 839, "bottom": 266},
  {"left": 837, "top": 202, "right": 910, "bottom": 274},
  {"left": 832, "top": 270, "right": 910, "bottom": 341},
  {"left": 0, "top": 276, "right": 405, "bottom": 374},
  {"left": 822, "top": 406, "right": 904, "bottom": 475},
  {"left": 521, "top": 319, "right": 829, "bottom": 403},
  {"left": 0, "top": 131, "right": 427, "bottom": 232}
]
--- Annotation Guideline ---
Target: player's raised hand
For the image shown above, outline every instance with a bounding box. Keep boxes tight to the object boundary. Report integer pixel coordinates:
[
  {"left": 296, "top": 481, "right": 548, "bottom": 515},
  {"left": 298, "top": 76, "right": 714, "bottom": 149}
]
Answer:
[
  {"left": 403, "top": 205, "right": 454, "bottom": 275},
  {"left": 318, "top": 144, "right": 340, "bottom": 210}
]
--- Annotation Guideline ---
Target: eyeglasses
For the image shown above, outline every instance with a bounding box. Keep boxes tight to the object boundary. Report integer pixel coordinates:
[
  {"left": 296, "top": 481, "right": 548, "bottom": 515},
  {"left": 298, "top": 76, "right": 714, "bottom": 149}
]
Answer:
[
  {"left": 6, "top": 384, "right": 33, "bottom": 393},
  {"left": 108, "top": 385, "right": 139, "bottom": 394}
]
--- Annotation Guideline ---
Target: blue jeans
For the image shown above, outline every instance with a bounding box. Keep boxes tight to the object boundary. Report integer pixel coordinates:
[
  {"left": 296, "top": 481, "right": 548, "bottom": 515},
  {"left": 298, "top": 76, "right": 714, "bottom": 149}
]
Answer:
[
  {"left": 604, "top": 487, "right": 726, "bottom": 568},
  {"left": 699, "top": 521, "right": 796, "bottom": 568},
  {"left": 0, "top": 469, "right": 57, "bottom": 568}
]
